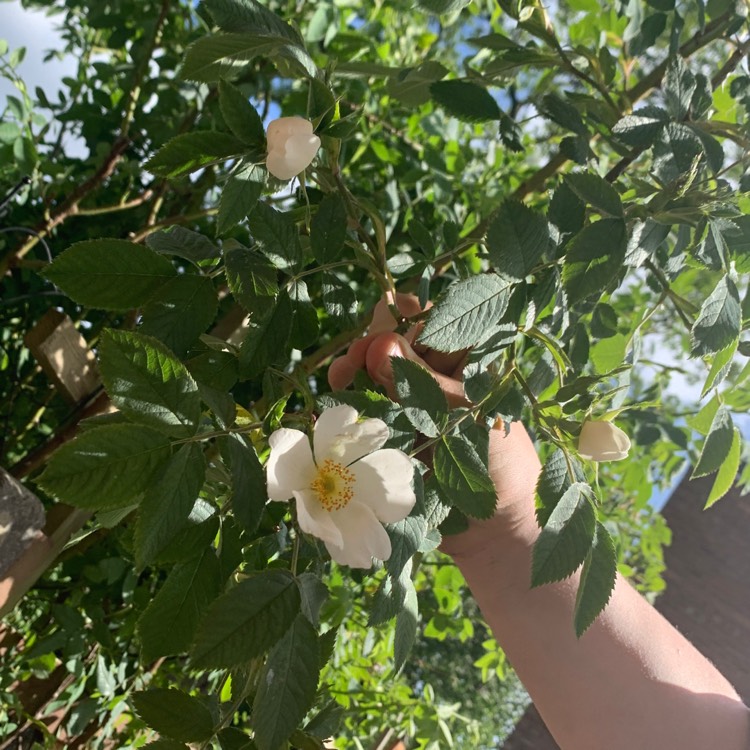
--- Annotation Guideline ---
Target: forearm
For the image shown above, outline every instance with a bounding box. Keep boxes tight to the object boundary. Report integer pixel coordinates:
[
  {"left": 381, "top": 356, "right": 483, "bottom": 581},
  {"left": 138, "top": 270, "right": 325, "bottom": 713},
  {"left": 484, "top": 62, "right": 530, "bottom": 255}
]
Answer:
[{"left": 453, "top": 507, "right": 750, "bottom": 750}]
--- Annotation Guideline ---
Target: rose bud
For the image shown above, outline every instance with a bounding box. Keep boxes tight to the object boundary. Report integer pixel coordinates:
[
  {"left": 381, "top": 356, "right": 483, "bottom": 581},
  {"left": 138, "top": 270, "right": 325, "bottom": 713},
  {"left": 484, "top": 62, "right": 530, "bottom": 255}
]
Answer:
[
  {"left": 265, "top": 116, "right": 321, "bottom": 180},
  {"left": 578, "top": 420, "right": 631, "bottom": 462}
]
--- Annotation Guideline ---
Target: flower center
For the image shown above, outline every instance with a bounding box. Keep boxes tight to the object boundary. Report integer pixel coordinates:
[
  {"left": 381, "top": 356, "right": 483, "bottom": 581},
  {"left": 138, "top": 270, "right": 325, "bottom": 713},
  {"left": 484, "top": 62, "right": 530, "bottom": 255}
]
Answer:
[{"left": 310, "top": 459, "right": 355, "bottom": 512}]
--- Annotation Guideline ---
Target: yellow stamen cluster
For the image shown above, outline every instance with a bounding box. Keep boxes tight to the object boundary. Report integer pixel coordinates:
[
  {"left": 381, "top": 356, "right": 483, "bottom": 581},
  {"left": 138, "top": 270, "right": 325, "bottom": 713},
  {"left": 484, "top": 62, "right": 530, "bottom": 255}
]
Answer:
[{"left": 310, "top": 459, "right": 355, "bottom": 511}]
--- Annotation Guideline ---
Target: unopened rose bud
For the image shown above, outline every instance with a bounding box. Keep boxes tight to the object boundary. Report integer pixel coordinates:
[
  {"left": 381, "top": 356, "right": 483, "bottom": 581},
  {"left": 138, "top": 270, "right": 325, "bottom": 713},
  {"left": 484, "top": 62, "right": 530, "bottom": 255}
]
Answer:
[
  {"left": 265, "top": 116, "right": 320, "bottom": 180},
  {"left": 578, "top": 420, "right": 631, "bottom": 462}
]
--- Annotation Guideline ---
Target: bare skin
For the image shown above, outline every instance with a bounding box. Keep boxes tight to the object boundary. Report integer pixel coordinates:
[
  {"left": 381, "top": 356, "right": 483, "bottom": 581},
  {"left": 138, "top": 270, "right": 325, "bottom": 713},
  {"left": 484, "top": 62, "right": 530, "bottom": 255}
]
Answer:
[{"left": 329, "top": 295, "right": 750, "bottom": 750}]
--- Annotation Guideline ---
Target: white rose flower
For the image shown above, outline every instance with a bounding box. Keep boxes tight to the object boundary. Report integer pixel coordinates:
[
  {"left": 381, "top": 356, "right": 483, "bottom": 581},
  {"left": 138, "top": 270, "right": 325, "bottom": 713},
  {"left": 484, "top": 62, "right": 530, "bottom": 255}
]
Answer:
[
  {"left": 578, "top": 420, "right": 631, "bottom": 462},
  {"left": 266, "top": 404, "right": 416, "bottom": 568},
  {"left": 265, "top": 116, "right": 321, "bottom": 180}
]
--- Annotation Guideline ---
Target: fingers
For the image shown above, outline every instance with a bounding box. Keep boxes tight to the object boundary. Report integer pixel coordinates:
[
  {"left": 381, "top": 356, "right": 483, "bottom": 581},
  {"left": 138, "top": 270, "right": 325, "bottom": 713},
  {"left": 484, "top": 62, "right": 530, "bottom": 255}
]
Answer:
[{"left": 364, "top": 332, "right": 469, "bottom": 409}]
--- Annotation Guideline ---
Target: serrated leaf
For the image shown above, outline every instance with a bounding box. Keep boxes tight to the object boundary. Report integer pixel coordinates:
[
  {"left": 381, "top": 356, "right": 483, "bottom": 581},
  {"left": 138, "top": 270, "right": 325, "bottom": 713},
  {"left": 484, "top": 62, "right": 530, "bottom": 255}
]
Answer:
[
  {"left": 138, "top": 548, "right": 221, "bottom": 661},
  {"left": 248, "top": 202, "right": 303, "bottom": 270},
  {"left": 218, "top": 167, "right": 265, "bottom": 235},
  {"left": 251, "top": 615, "right": 320, "bottom": 750},
  {"left": 562, "top": 219, "right": 626, "bottom": 304},
  {"left": 702, "top": 339, "right": 737, "bottom": 396},
  {"left": 548, "top": 182, "right": 585, "bottom": 235},
  {"left": 418, "top": 273, "right": 513, "bottom": 352},
  {"left": 37, "top": 425, "right": 171, "bottom": 509},
  {"left": 43, "top": 239, "right": 175, "bottom": 311},
  {"left": 180, "top": 33, "right": 284, "bottom": 81},
  {"left": 652, "top": 123, "right": 704, "bottom": 183},
  {"left": 206, "top": 0, "right": 304, "bottom": 44},
  {"left": 664, "top": 55, "right": 696, "bottom": 120},
  {"left": 591, "top": 333, "right": 627, "bottom": 374},
  {"left": 321, "top": 272, "right": 357, "bottom": 325},
  {"left": 297, "top": 573, "right": 328, "bottom": 628},
  {"left": 691, "top": 405, "right": 734, "bottom": 478},
  {"left": 625, "top": 219, "right": 670, "bottom": 266},
  {"left": 98, "top": 330, "right": 201, "bottom": 438},
  {"left": 564, "top": 173, "right": 623, "bottom": 218},
  {"left": 191, "top": 570, "right": 300, "bottom": 668},
  {"left": 539, "top": 93, "right": 586, "bottom": 135},
  {"left": 535, "top": 449, "right": 586, "bottom": 527},
  {"left": 238, "top": 290, "right": 293, "bottom": 378},
  {"left": 146, "top": 131, "right": 247, "bottom": 178},
  {"left": 135, "top": 444, "right": 206, "bottom": 569},
  {"left": 611, "top": 106, "right": 668, "bottom": 147},
  {"left": 224, "top": 244, "right": 278, "bottom": 316},
  {"left": 434, "top": 434, "right": 497, "bottom": 519},
  {"left": 686, "top": 395, "right": 720, "bottom": 435},
  {"left": 132, "top": 689, "right": 213, "bottom": 743},
  {"left": 691, "top": 275, "right": 741, "bottom": 356},
  {"left": 221, "top": 433, "right": 267, "bottom": 534},
  {"left": 310, "top": 194, "right": 347, "bottom": 264},
  {"left": 140, "top": 274, "right": 218, "bottom": 357},
  {"left": 573, "top": 522, "right": 617, "bottom": 637},
  {"left": 531, "top": 482, "right": 596, "bottom": 587},
  {"left": 705, "top": 427, "right": 741, "bottom": 508},
  {"left": 486, "top": 200, "right": 551, "bottom": 280},
  {"left": 146, "top": 226, "right": 220, "bottom": 266},
  {"left": 289, "top": 279, "right": 320, "bottom": 349},
  {"left": 430, "top": 80, "right": 500, "bottom": 122},
  {"left": 218, "top": 79, "right": 264, "bottom": 145},
  {"left": 386, "top": 515, "right": 427, "bottom": 580},
  {"left": 386, "top": 61, "right": 449, "bottom": 106},
  {"left": 417, "top": 0, "right": 471, "bottom": 13},
  {"left": 394, "top": 581, "right": 418, "bottom": 672},
  {"left": 391, "top": 358, "right": 447, "bottom": 437}
]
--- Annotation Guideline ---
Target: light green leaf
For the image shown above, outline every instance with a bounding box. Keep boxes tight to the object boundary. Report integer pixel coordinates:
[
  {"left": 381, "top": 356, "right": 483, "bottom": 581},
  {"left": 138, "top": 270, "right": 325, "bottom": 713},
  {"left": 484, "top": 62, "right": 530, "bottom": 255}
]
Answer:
[
  {"left": 191, "top": 570, "right": 300, "bottom": 668},
  {"left": 486, "top": 200, "right": 551, "bottom": 280},
  {"left": 391, "top": 357, "right": 447, "bottom": 437},
  {"left": 98, "top": 330, "right": 201, "bottom": 438},
  {"left": 218, "top": 80, "right": 265, "bottom": 145},
  {"left": 691, "top": 405, "right": 734, "bottom": 478},
  {"left": 691, "top": 275, "right": 741, "bottom": 356},
  {"left": 531, "top": 482, "right": 596, "bottom": 587},
  {"left": 386, "top": 61, "right": 449, "bottom": 106},
  {"left": 394, "top": 581, "right": 418, "bottom": 672},
  {"left": 686, "top": 395, "right": 720, "bottom": 435},
  {"left": 131, "top": 689, "right": 214, "bottom": 743},
  {"left": 591, "top": 333, "right": 627, "bottom": 374},
  {"left": 138, "top": 548, "right": 221, "bottom": 661},
  {"left": 535, "top": 449, "right": 585, "bottom": 527},
  {"left": 221, "top": 433, "right": 267, "bottom": 534},
  {"left": 310, "top": 193, "right": 347, "bottom": 264},
  {"left": 37, "top": 425, "right": 171, "bottom": 509},
  {"left": 248, "top": 202, "right": 303, "bottom": 270},
  {"left": 224, "top": 244, "right": 278, "bottom": 316},
  {"left": 562, "top": 219, "right": 626, "bottom": 304},
  {"left": 417, "top": 0, "right": 471, "bottom": 13},
  {"left": 218, "top": 166, "right": 265, "bottom": 235},
  {"left": 434, "top": 434, "right": 497, "bottom": 519},
  {"left": 705, "top": 427, "right": 741, "bottom": 508},
  {"left": 43, "top": 239, "right": 176, "bottom": 311},
  {"left": 430, "top": 80, "right": 501, "bottom": 122},
  {"left": 564, "top": 173, "right": 623, "bottom": 218},
  {"left": 135, "top": 444, "right": 207, "bottom": 569},
  {"left": 418, "top": 273, "right": 513, "bottom": 352},
  {"left": 701, "top": 339, "right": 738, "bottom": 396},
  {"left": 146, "top": 226, "right": 220, "bottom": 266},
  {"left": 573, "top": 522, "right": 617, "bottom": 637},
  {"left": 146, "top": 131, "right": 248, "bottom": 178},
  {"left": 139, "top": 274, "right": 218, "bottom": 357},
  {"left": 251, "top": 615, "right": 321, "bottom": 750}
]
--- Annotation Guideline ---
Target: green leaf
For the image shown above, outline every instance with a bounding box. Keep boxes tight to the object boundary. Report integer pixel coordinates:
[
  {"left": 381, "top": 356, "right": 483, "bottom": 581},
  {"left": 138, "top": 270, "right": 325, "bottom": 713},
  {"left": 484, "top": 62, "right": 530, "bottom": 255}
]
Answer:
[
  {"left": 705, "top": 427, "right": 741, "bottom": 508},
  {"left": 417, "top": 0, "right": 471, "bottom": 13},
  {"left": 205, "top": 0, "right": 304, "bottom": 45},
  {"left": 386, "top": 61, "right": 449, "bottom": 106},
  {"left": 180, "top": 33, "right": 286, "bottom": 81},
  {"left": 652, "top": 123, "right": 704, "bottom": 183},
  {"left": 135, "top": 444, "right": 206, "bottom": 569},
  {"left": 430, "top": 80, "right": 501, "bottom": 122},
  {"left": 539, "top": 93, "right": 586, "bottom": 135},
  {"left": 218, "top": 79, "right": 265, "bottom": 145},
  {"left": 37, "top": 425, "right": 170, "bottom": 509},
  {"left": 146, "top": 131, "right": 248, "bottom": 178},
  {"left": 434, "top": 434, "right": 497, "bottom": 519},
  {"left": 625, "top": 219, "right": 670, "bottom": 266},
  {"left": 297, "top": 573, "right": 328, "bottom": 628},
  {"left": 221, "top": 434, "right": 268, "bottom": 534},
  {"left": 591, "top": 333, "right": 627, "bottom": 374},
  {"left": 218, "top": 166, "right": 265, "bottom": 235},
  {"left": 98, "top": 330, "right": 201, "bottom": 438},
  {"left": 562, "top": 219, "right": 626, "bottom": 304},
  {"left": 132, "top": 689, "right": 214, "bottom": 743},
  {"left": 701, "top": 339, "right": 738, "bottom": 396},
  {"left": 386, "top": 515, "right": 427, "bottom": 581},
  {"left": 141, "top": 741, "right": 190, "bottom": 750},
  {"left": 140, "top": 274, "right": 218, "bottom": 357},
  {"left": 146, "top": 226, "right": 220, "bottom": 266},
  {"left": 564, "top": 173, "right": 623, "bottom": 218},
  {"left": 43, "top": 239, "right": 175, "bottom": 311},
  {"left": 418, "top": 273, "right": 513, "bottom": 352},
  {"left": 289, "top": 279, "right": 320, "bottom": 349},
  {"left": 535, "top": 449, "right": 585, "bottom": 527},
  {"left": 664, "top": 55, "right": 696, "bottom": 120},
  {"left": 248, "top": 202, "right": 303, "bottom": 270},
  {"left": 691, "top": 275, "right": 741, "bottom": 356},
  {"left": 531, "top": 482, "right": 596, "bottom": 587},
  {"left": 394, "top": 581, "right": 418, "bottom": 671},
  {"left": 238, "top": 290, "right": 293, "bottom": 378},
  {"left": 251, "top": 615, "right": 321, "bottom": 750},
  {"left": 573, "top": 522, "right": 617, "bottom": 637},
  {"left": 611, "top": 106, "right": 668, "bottom": 147},
  {"left": 138, "top": 547, "right": 221, "bottom": 661},
  {"left": 391, "top": 357, "right": 447, "bottom": 437},
  {"left": 691, "top": 405, "right": 734, "bottom": 478},
  {"left": 310, "top": 194, "right": 347, "bottom": 264},
  {"left": 191, "top": 570, "right": 300, "bottom": 668},
  {"left": 548, "top": 182, "right": 585, "bottom": 234},
  {"left": 224, "top": 244, "right": 278, "bottom": 316},
  {"left": 321, "top": 272, "right": 357, "bottom": 325},
  {"left": 486, "top": 200, "right": 551, "bottom": 280},
  {"left": 686, "top": 395, "right": 720, "bottom": 435}
]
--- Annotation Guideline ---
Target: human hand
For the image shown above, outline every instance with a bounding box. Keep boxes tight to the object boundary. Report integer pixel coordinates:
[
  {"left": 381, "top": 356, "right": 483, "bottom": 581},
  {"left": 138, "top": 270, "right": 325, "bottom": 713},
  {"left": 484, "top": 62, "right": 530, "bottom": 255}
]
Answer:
[{"left": 327, "top": 293, "right": 542, "bottom": 558}]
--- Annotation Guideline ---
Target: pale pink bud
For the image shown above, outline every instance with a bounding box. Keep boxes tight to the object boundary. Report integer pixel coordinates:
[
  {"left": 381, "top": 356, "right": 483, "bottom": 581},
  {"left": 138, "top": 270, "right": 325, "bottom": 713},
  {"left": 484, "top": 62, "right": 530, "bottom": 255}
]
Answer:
[
  {"left": 578, "top": 420, "right": 631, "bottom": 462},
  {"left": 266, "top": 116, "right": 320, "bottom": 180}
]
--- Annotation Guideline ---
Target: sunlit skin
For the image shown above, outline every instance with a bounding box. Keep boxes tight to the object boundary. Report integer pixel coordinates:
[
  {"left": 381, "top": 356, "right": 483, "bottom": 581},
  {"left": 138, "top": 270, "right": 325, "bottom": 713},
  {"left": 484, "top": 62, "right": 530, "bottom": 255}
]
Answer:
[{"left": 328, "top": 293, "right": 750, "bottom": 750}]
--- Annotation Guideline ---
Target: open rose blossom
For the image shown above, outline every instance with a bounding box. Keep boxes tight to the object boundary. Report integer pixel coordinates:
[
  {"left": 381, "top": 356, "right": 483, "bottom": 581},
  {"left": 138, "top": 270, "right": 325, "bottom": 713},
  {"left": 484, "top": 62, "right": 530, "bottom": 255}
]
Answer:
[
  {"left": 265, "top": 116, "right": 321, "bottom": 180},
  {"left": 578, "top": 420, "right": 631, "bottom": 462},
  {"left": 266, "top": 405, "right": 416, "bottom": 568}
]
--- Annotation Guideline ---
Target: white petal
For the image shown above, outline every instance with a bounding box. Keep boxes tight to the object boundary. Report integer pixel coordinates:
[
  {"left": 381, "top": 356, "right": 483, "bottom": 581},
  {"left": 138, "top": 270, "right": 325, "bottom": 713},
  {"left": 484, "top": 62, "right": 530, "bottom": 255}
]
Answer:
[
  {"left": 578, "top": 421, "right": 631, "bottom": 462},
  {"left": 324, "top": 501, "right": 392, "bottom": 568},
  {"left": 350, "top": 449, "right": 415, "bottom": 523},
  {"left": 266, "top": 151, "right": 298, "bottom": 181},
  {"left": 266, "top": 428, "right": 316, "bottom": 500},
  {"left": 337, "top": 419, "right": 390, "bottom": 465},
  {"left": 314, "top": 405, "right": 359, "bottom": 460},
  {"left": 284, "top": 133, "right": 320, "bottom": 172},
  {"left": 294, "top": 490, "right": 343, "bottom": 547}
]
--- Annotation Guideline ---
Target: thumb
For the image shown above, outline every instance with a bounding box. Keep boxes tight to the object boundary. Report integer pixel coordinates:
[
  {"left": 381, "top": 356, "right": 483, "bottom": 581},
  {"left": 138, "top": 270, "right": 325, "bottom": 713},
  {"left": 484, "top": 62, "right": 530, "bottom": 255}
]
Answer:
[{"left": 364, "top": 332, "right": 468, "bottom": 409}]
